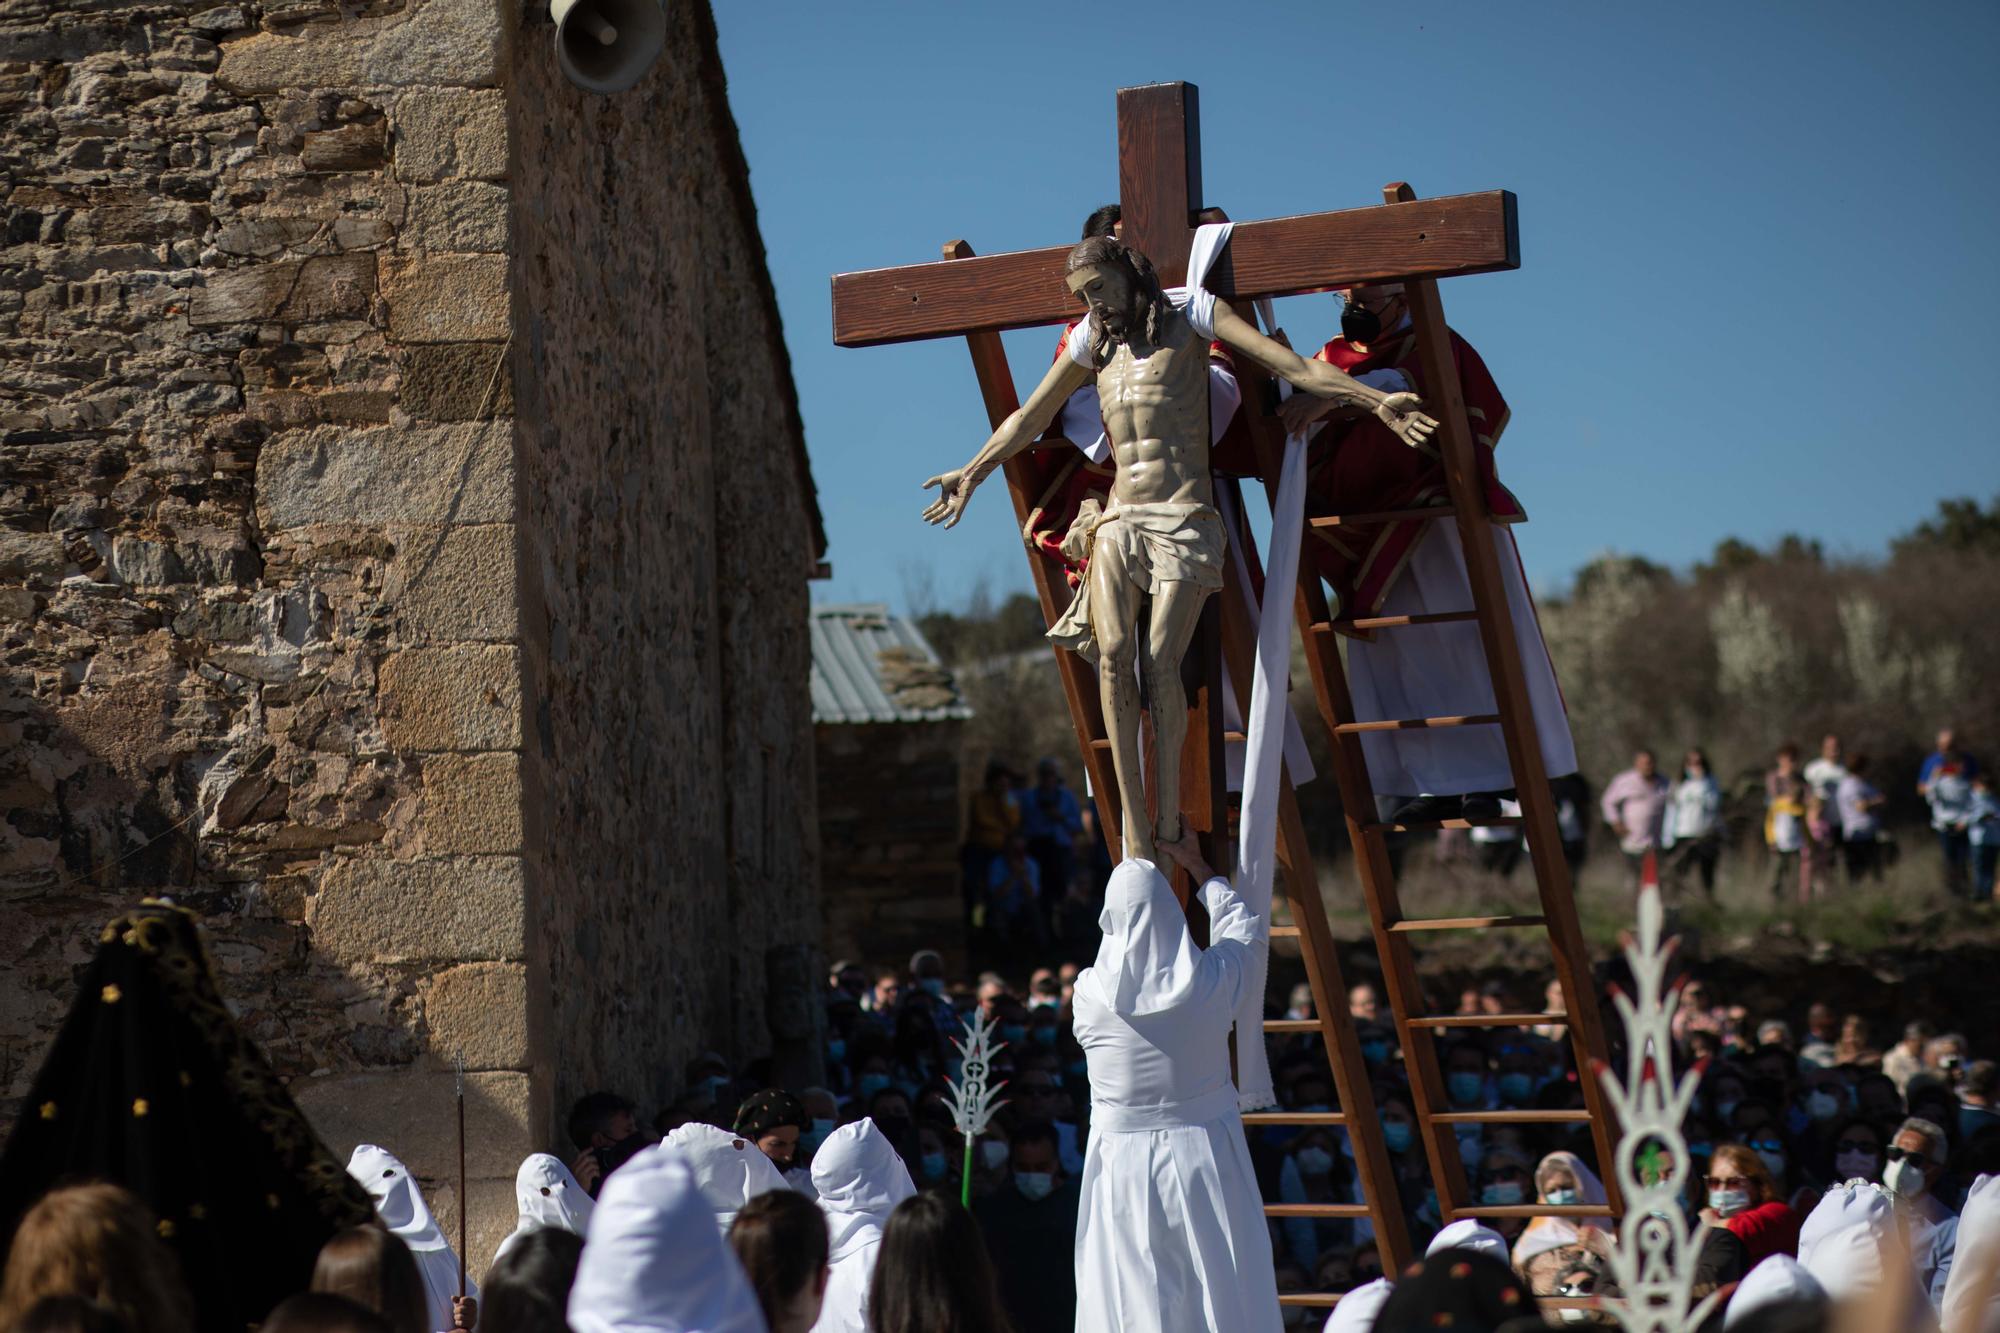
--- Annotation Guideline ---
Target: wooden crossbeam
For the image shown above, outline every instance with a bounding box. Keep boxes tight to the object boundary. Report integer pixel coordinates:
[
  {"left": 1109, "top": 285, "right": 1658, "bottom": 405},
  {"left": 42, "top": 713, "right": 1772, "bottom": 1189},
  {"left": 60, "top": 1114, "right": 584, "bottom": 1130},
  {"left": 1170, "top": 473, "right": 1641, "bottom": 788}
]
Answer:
[{"left": 831, "top": 191, "right": 1518, "bottom": 347}]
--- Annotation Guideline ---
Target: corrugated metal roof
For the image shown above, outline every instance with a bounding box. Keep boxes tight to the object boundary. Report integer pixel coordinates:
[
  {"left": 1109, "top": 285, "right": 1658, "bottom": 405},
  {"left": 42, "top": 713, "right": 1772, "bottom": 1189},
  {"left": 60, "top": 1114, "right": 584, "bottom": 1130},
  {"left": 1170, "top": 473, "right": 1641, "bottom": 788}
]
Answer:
[{"left": 810, "top": 604, "right": 973, "bottom": 725}]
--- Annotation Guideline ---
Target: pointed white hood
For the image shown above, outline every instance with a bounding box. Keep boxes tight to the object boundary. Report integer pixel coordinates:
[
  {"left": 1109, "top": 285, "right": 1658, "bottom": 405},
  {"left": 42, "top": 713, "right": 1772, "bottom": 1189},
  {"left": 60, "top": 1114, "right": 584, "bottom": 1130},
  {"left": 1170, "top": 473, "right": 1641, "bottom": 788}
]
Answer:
[
  {"left": 569, "top": 1143, "right": 765, "bottom": 1333},
  {"left": 495, "top": 1153, "right": 595, "bottom": 1263},
  {"left": 663, "top": 1122, "right": 789, "bottom": 1234},
  {"left": 809, "top": 1119, "right": 916, "bottom": 1262},
  {"left": 1079, "top": 858, "right": 1200, "bottom": 1018},
  {"left": 347, "top": 1143, "right": 446, "bottom": 1252}
]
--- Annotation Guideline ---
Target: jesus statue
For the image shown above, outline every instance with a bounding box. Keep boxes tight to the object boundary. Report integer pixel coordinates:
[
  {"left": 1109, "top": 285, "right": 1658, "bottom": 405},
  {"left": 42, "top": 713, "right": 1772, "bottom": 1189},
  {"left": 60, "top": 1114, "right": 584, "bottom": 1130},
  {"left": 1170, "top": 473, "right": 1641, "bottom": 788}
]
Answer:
[{"left": 923, "top": 233, "right": 1439, "bottom": 862}]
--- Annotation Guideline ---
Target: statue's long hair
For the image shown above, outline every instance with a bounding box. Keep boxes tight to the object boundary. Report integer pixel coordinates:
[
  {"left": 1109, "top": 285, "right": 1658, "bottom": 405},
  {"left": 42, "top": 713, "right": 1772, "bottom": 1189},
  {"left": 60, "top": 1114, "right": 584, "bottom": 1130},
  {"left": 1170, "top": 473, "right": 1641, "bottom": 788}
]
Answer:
[{"left": 1065, "top": 236, "right": 1173, "bottom": 363}]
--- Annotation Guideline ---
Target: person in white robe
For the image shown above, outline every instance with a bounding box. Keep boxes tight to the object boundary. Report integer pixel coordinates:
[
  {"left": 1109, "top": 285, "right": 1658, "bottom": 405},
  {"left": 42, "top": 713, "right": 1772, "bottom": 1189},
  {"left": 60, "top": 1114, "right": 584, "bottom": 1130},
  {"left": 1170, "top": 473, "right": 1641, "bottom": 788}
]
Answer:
[
  {"left": 494, "top": 1153, "right": 595, "bottom": 1265},
  {"left": 1941, "top": 1174, "right": 2000, "bottom": 1333},
  {"left": 1797, "top": 1180, "right": 1931, "bottom": 1322},
  {"left": 346, "top": 1144, "right": 477, "bottom": 1332},
  {"left": 664, "top": 1122, "right": 789, "bottom": 1236},
  {"left": 1426, "top": 1218, "right": 1510, "bottom": 1261},
  {"left": 568, "top": 1142, "right": 765, "bottom": 1333},
  {"left": 1321, "top": 1276, "right": 1392, "bottom": 1333},
  {"left": 1724, "top": 1255, "right": 1826, "bottom": 1328},
  {"left": 807, "top": 1119, "right": 915, "bottom": 1333},
  {"left": 1070, "top": 846, "right": 1281, "bottom": 1333}
]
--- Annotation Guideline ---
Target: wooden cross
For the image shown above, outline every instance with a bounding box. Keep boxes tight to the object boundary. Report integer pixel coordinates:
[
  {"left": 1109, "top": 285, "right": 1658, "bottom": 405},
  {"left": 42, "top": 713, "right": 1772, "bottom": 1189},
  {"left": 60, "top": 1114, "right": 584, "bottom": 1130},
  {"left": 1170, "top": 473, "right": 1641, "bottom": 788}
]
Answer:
[{"left": 830, "top": 81, "right": 1519, "bottom": 880}]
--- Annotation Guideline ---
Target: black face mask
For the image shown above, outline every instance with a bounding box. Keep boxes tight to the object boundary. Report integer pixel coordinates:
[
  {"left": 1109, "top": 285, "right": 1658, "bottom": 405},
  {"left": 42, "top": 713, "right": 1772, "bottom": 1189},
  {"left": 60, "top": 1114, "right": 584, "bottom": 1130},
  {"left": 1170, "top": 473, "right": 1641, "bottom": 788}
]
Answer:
[{"left": 1340, "top": 302, "right": 1382, "bottom": 344}]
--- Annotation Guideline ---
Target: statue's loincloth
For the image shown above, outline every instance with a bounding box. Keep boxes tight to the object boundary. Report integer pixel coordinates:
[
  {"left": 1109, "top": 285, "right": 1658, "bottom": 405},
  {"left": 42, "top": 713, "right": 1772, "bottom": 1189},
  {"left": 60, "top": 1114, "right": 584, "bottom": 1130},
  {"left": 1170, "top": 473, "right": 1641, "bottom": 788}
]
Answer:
[{"left": 1045, "top": 500, "right": 1226, "bottom": 664}]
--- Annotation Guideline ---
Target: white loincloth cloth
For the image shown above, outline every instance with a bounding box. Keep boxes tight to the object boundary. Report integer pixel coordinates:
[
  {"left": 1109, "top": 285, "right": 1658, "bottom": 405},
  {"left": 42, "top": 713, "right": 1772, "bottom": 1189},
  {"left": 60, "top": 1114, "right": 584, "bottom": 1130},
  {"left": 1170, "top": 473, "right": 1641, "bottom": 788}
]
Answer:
[{"left": 1046, "top": 501, "right": 1226, "bottom": 664}]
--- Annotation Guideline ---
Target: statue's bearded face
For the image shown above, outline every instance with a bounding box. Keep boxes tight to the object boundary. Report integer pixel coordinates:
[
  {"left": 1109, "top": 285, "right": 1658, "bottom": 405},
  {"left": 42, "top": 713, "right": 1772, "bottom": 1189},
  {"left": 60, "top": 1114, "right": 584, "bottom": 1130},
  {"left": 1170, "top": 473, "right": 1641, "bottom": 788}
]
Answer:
[{"left": 1067, "top": 263, "right": 1141, "bottom": 342}]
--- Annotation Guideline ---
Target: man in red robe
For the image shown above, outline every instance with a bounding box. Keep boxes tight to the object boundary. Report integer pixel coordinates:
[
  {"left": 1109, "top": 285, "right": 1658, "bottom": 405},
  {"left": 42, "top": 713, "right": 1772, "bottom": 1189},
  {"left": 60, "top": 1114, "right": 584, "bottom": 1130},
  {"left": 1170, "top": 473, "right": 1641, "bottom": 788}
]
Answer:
[{"left": 1279, "top": 284, "right": 1575, "bottom": 824}]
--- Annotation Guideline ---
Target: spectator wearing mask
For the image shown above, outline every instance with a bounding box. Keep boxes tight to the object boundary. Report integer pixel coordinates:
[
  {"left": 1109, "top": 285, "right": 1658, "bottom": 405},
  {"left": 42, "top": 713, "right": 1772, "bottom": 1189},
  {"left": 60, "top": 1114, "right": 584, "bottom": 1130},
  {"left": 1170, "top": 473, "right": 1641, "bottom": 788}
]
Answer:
[
  {"left": 1008, "top": 1067, "right": 1085, "bottom": 1176},
  {"left": 734, "top": 1089, "right": 811, "bottom": 1187},
  {"left": 1274, "top": 1125, "right": 1356, "bottom": 1270},
  {"left": 1835, "top": 755, "right": 1888, "bottom": 883},
  {"left": 1764, "top": 744, "right": 1808, "bottom": 902},
  {"left": 310, "top": 1226, "right": 429, "bottom": 1333},
  {"left": 1663, "top": 748, "right": 1725, "bottom": 900},
  {"left": 1919, "top": 727, "right": 1979, "bottom": 896},
  {"left": 480, "top": 1229, "right": 584, "bottom": 1333},
  {"left": 1969, "top": 771, "right": 2000, "bottom": 902},
  {"left": 1473, "top": 1147, "right": 1535, "bottom": 1246},
  {"left": 905, "top": 951, "right": 958, "bottom": 1032},
  {"left": 728, "top": 1189, "right": 830, "bottom": 1333},
  {"left": 1827, "top": 1117, "right": 1886, "bottom": 1189},
  {"left": 1021, "top": 758, "right": 1084, "bottom": 924},
  {"left": 1702, "top": 1143, "right": 1802, "bottom": 1263},
  {"left": 1884, "top": 1116, "right": 1958, "bottom": 1306},
  {"left": 345, "top": 1146, "right": 477, "bottom": 1331},
  {"left": 0, "top": 1184, "right": 194, "bottom": 1333},
  {"left": 811, "top": 1120, "right": 916, "bottom": 1333},
  {"left": 974, "top": 1121, "right": 1079, "bottom": 1332},
  {"left": 1512, "top": 1151, "right": 1607, "bottom": 1271},
  {"left": 1601, "top": 749, "right": 1670, "bottom": 886},
  {"left": 566, "top": 1144, "right": 763, "bottom": 1333},
  {"left": 493, "top": 1155, "right": 594, "bottom": 1266},
  {"left": 565, "top": 1092, "right": 647, "bottom": 1197},
  {"left": 868, "top": 1193, "right": 1015, "bottom": 1333},
  {"left": 1797, "top": 1004, "right": 1840, "bottom": 1069}
]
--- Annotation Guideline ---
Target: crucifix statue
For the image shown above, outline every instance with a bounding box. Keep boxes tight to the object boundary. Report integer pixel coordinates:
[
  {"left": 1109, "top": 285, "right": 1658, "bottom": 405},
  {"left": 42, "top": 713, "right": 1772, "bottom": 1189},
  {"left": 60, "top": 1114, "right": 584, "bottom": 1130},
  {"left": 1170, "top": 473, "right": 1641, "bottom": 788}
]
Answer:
[{"left": 918, "top": 236, "right": 1436, "bottom": 862}]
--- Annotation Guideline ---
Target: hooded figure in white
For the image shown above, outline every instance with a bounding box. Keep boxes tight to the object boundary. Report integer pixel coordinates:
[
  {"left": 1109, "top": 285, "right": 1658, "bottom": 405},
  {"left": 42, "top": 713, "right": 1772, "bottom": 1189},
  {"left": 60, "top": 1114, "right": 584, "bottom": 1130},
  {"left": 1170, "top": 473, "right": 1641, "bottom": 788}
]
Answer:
[
  {"left": 347, "top": 1144, "right": 477, "bottom": 1332},
  {"left": 1724, "top": 1255, "right": 1826, "bottom": 1329},
  {"left": 1428, "top": 1219, "right": 1511, "bottom": 1263},
  {"left": 1320, "top": 1276, "right": 1392, "bottom": 1333},
  {"left": 1071, "top": 857, "right": 1279, "bottom": 1333},
  {"left": 568, "top": 1143, "right": 764, "bottom": 1333},
  {"left": 1942, "top": 1174, "right": 2000, "bottom": 1333},
  {"left": 1797, "top": 1180, "right": 1931, "bottom": 1320},
  {"left": 664, "top": 1122, "right": 789, "bottom": 1235},
  {"left": 808, "top": 1120, "right": 916, "bottom": 1333},
  {"left": 495, "top": 1153, "right": 596, "bottom": 1265}
]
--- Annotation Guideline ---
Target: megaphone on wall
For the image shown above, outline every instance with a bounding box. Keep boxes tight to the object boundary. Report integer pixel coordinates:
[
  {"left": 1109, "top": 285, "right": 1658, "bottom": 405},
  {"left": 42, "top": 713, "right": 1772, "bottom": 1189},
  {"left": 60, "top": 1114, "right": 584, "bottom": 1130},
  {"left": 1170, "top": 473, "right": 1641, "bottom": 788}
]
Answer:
[{"left": 551, "top": 0, "right": 664, "bottom": 94}]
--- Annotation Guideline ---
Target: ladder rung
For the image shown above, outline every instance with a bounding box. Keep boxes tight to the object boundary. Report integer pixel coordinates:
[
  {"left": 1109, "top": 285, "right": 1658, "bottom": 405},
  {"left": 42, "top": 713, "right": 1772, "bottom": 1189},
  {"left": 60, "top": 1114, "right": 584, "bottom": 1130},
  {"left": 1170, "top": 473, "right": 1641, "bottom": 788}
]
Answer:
[
  {"left": 1088, "top": 738, "right": 1111, "bottom": 751},
  {"left": 1447, "top": 1204, "right": 1616, "bottom": 1221},
  {"left": 1343, "top": 610, "right": 1478, "bottom": 631},
  {"left": 1388, "top": 914, "right": 1547, "bottom": 933},
  {"left": 1405, "top": 1012, "right": 1565, "bottom": 1030},
  {"left": 1269, "top": 924, "right": 1301, "bottom": 939},
  {"left": 1335, "top": 713, "right": 1498, "bottom": 735},
  {"left": 1310, "top": 506, "right": 1454, "bottom": 528},
  {"left": 1241, "top": 1111, "right": 1347, "bottom": 1126},
  {"left": 1262, "top": 1019, "right": 1321, "bottom": 1033},
  {"left": 1278, "top": 1294, "right": 1343, "bottom": 1308},
  {"left": 1264, "top": 1203, "right": 1371, "bottom": 1219},
  {"left": 1430, "top": 1110, "right": 1592, "bottom": 1125},
  {"left": 1367, "top": 815, "right": 1524, "bottom": 834}
]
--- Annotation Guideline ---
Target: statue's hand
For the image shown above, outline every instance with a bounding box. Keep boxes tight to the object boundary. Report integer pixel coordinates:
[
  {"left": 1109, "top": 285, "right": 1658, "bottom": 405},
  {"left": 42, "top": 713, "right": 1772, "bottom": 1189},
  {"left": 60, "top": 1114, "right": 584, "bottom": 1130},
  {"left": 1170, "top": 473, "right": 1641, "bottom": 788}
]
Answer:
[
  {"left": 1375, "top": 391, "right": 1439, "bottom": 449},
  {"left": 921, "top": 469, "right": 971, "bottom": 529}
]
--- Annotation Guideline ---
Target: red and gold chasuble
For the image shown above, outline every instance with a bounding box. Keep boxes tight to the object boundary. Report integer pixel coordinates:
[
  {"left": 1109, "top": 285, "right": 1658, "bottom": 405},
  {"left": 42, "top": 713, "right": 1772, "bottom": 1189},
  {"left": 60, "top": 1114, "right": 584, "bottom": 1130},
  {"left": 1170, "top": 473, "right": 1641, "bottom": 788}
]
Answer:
[{"left": 1306, "top": 327, "right": 1524, "bottom": 630}]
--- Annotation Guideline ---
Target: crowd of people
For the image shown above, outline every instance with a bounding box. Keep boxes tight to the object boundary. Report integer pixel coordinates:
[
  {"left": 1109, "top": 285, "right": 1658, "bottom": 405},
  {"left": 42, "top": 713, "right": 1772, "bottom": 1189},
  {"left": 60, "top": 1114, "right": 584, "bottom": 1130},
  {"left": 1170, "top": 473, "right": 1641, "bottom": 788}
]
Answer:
[{"left": 1594, "top": 727, "right": 1993, "bottom": 902}]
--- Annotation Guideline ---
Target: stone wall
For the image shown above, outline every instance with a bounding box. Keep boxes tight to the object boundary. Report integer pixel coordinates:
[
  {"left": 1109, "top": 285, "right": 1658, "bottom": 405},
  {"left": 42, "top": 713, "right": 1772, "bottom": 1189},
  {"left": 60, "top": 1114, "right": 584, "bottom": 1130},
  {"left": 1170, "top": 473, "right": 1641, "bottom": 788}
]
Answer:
[
  {"left": 818, "top": 721, "right": 966, "bottom": 975},
  {"left": 0, "top": 0, "right": 820, "bottom": 1275},
  {"left": 508, "top": 0, "right": 823, "bottom": 1118}
]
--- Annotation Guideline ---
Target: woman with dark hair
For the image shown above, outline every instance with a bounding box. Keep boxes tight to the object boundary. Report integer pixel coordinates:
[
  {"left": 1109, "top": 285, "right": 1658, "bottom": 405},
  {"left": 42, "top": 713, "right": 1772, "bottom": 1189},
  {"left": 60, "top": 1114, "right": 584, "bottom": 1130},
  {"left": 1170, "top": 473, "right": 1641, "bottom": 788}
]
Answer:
[
  {"left": 309, "top": 1226, "right": 429, "bottom": 1333},
  {"left": 726, "top": 1189, "right": 828, "bottom": 1333},
  {"left": 866, "top": 1194, "right": 1012, "bottom": 1333},
  {"left": 262, "top": 1293, "right": 394, "bottom": 1333},
  {"left": 1663, "top": 747, "right": 1724, "bottom": 899},
  {"left": 1826, "top": 1116, "right": 1886, "bottom": 1186},
  {"left": 15, "top": 1296, "right": 134, "bottom": 1333},
  {"left": 480, "top": 1228, "right": 583, "bottom": 1333}
]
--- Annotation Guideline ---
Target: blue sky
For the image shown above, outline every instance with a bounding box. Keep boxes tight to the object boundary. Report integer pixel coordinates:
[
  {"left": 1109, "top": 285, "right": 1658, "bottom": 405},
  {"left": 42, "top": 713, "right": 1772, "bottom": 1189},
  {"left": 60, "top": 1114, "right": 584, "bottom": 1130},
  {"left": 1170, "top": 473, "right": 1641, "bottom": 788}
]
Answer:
[{"left": 713, "top": 2, "right": 2000, "bottom": 612}]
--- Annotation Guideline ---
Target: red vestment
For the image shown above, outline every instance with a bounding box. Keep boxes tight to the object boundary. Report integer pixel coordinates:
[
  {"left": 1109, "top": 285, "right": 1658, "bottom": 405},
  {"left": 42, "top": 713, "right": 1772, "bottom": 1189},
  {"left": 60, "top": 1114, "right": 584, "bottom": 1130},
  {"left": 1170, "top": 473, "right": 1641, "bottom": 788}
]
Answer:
[{"left": 1304, "top": 327, "right": 1523, "bottom": 628}]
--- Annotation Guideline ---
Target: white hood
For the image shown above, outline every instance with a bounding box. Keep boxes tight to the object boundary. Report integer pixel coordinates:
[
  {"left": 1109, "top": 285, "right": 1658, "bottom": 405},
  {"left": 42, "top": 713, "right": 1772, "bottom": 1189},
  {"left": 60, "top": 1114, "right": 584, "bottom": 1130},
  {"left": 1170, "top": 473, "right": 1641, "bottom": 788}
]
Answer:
[
  {"left": 809, "top": 1120, "right": 916, "bottom": 1262},
  {"left": 663, "top": 1122, "right": 789, "bottom": 1234},
  {"left": 347, "top": 1143, "right": 447, "bottom": 1253},
  {"left": 1079, "top": 858, "right": 1200, "bottom": 1018},
  {"left": 496, "top": 1153, "right": 595, "bottom": 1262}
]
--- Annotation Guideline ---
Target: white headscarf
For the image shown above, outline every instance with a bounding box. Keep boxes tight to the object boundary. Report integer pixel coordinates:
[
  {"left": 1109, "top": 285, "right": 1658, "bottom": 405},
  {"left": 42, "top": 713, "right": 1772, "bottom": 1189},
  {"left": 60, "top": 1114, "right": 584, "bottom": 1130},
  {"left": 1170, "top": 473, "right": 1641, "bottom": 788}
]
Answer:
[
  {"left": 809, "top": 1120, "right": 916, "bottom": 1263},
  {"left": 1079, "top": 858, "right": 1200, "bottom": 1017},
  {"left": 495, "top": 1153, "right": 596, "bottom": 1264},
  {"left": 1512, "top": 1150, "right": 1609, "bottom": 1267},
  {"left": 1426, "top": 1219, "right": 1510, "bottom": 1262},
  {"left": 664, "top": 1122, "right": 789, "bottom": 1234},
  {"left": 568, "top": 1143, "right": 765, "bottom": 1333},
  {"left": 1724, "top": 1255, "right": 1826, "bottom": 1328},
  {"left": 1321, "top": 1276, "right": 1392, "bottom": 1333},
  {"left": 1943, "top": 1173, "right": 2000, "bottom": 1333},
  {"left": 348, "top": 1144, "right": 446, "bottom": 1252}
]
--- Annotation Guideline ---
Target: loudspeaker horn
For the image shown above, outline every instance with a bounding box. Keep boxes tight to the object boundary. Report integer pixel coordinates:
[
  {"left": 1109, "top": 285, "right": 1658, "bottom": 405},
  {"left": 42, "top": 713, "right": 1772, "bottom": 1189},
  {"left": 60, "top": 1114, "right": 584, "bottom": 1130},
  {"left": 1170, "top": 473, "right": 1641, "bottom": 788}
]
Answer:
[{"left": 551, "top": 0, "right": 664, "bottom": 95}]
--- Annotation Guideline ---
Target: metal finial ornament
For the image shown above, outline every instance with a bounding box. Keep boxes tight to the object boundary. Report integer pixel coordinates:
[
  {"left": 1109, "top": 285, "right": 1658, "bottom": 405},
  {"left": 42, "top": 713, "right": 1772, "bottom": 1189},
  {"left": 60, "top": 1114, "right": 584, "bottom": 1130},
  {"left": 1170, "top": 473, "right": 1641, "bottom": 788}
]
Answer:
[
  {"left": 943, "top": 1007, "right": 1009, "bottom": 1207},
  {"left": 1593, "top": 861, "right": 1723, "bottom": 1333}
]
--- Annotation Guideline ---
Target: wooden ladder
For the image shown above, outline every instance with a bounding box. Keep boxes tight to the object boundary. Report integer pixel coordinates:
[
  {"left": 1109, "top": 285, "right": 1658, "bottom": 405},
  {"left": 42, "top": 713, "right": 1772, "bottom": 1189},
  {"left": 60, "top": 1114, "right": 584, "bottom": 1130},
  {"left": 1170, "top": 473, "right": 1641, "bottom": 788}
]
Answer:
[
  {"left": 943, "top": 242, "right": 1418, "bottom": 1293},
  {"left": 1232, "top": 182, "right": 1625, "bottom": 1240}
]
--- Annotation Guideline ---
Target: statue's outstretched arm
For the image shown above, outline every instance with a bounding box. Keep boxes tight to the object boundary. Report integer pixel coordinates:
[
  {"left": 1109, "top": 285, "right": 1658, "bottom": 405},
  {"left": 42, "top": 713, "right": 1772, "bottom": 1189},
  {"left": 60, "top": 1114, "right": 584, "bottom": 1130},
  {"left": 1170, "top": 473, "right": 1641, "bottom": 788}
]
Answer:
[
  {"left": 922, "top": 353, "right": 1093, "bottom": 528},
  {"left": 1211, "top": 299, "right": 1438, "bottom": 450}
]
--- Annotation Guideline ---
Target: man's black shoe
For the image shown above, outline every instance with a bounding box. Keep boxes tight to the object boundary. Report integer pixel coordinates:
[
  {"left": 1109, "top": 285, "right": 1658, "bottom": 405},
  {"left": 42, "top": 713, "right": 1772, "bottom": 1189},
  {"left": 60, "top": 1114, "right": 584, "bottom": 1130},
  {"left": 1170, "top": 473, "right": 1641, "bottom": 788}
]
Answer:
[
  {"left": 1389, "top": 794, "right": 1465, "bottom": 824},
  {"left": 1461, "top": 793, "right": 1505, "bottom": 821}
]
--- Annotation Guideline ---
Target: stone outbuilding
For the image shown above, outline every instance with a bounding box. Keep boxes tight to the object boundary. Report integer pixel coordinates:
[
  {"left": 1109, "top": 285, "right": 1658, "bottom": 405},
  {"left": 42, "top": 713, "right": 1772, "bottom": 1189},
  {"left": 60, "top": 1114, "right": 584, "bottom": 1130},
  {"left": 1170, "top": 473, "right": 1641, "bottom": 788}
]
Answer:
[
  {"left": 811, "top": 604, "right": 971, "bottom": 976},
  {"left": 0, "top": 0, "right": 823, "bottom": 1267}
]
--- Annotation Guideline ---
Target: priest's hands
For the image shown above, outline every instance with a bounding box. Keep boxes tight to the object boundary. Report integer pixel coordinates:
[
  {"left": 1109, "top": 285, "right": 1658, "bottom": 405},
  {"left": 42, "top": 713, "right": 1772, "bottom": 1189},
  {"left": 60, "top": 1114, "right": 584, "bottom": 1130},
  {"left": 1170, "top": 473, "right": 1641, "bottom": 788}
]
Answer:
[
  {"left": 921, "top": 468, "right": 973, "bottom": 528},
  {"left": 451, "top": 1296, "right": 478, "bottom": 1329},
  {"left": 1375, "top": 392, "right": 1439, "bottom": 449}
]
